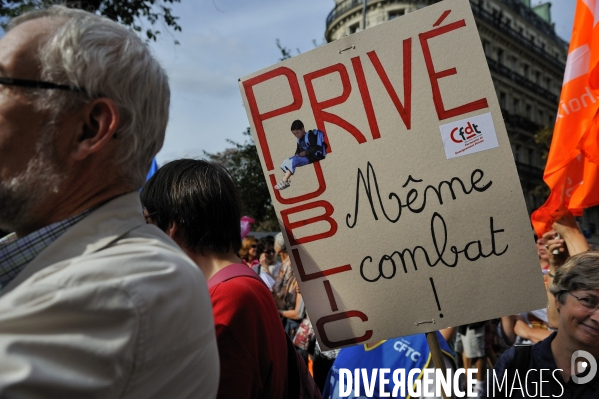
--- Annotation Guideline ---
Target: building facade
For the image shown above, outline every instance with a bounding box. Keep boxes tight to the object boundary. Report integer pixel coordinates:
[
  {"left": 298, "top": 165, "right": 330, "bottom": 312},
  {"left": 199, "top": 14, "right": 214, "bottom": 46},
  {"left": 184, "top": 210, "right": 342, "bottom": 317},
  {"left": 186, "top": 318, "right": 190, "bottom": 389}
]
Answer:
[{"left": 325, "top": 0, "right": 568, "bottom": 217}]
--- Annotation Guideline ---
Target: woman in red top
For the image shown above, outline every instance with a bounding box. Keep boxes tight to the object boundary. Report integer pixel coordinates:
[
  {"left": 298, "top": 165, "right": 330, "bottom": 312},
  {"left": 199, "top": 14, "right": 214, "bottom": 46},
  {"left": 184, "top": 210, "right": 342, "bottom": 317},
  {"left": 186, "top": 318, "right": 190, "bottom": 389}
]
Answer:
[{"left": 141, "top": 159, "right": 290, "bottom": 399}]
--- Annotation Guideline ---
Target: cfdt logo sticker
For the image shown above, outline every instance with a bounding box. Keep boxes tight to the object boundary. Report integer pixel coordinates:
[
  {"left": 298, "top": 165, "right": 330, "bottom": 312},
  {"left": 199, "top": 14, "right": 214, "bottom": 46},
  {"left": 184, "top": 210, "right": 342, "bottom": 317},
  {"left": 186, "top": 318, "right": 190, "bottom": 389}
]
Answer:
[{"left": 439, "top": 112, "right": 499, "bottom": 160}]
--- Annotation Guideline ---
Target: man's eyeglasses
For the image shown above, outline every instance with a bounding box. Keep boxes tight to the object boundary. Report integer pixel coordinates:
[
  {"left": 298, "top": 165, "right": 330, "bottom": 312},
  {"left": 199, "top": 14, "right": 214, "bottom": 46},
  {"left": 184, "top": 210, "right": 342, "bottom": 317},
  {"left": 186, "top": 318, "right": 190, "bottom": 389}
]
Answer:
[
  {"left": 264, "top": 249, "right": 275, "bottom": 255},
  {"left": 251, "top": 244, "right": 257, "bottom": 248},
  {"left": 0, "top": 77, "right": 86, "bottom": 93},
  {"left": 569, "top": 292, "right": 599, "bottom": 312},
  {"left": 143, "top": 209, "right": 158, "bottom": 224}
]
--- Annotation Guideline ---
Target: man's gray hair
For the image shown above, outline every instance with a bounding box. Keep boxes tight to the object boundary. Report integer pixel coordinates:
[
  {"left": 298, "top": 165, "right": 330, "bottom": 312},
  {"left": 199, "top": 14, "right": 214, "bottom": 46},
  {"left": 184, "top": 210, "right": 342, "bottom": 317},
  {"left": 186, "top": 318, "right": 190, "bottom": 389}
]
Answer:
[
  {"left": 8, "top": 6, "right": 169, "bottom": 187},
  {"left": 549, "top": 251, "right": 599, "bottom": 304}
]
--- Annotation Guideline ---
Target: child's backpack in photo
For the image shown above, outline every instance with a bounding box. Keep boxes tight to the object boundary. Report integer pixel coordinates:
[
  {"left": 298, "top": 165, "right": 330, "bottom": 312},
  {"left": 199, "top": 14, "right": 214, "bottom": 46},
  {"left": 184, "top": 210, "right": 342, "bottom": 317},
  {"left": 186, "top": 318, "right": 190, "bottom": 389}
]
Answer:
[{"left": 300, "top": 129, "right": 327, "bottom": 161}]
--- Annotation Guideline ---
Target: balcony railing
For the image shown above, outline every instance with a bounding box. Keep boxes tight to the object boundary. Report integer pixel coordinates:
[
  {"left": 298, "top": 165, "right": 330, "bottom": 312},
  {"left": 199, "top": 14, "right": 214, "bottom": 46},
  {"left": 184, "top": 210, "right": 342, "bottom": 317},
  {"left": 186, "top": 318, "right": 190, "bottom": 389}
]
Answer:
[
  {"left": 501, "top": 107, "right": 542, "bottom": 133},
  {"left": 470, "top": 1, "right": 566, "bottom": 72},
  {"left": 326, "top": 0, "right": 441, "bottom": 28},
  {"left": 487, "top": 56, "right": 559, "bottom": 104},
  {"left": 326, "top": 0, "right": 370, "bottom": 28},
  {"left": 494, "top": 0, "right": 567, "bottom": 47},
  {"left": 326, "top": 0, "right": 566, "bottom": 73}
]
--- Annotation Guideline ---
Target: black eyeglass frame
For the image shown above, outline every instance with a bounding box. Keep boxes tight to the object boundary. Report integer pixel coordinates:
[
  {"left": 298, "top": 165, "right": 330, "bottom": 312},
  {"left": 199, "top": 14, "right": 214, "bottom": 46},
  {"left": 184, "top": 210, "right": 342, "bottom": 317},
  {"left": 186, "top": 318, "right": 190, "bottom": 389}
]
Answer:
[
  {"left": 143, "top": 209, "right": 159, "bottom": 224},
  {"left": 569, "top": 292, "right": 599, "bottom": 311},
  {"left": 0, "top": 76, "right": 86, "bottom": 93}
]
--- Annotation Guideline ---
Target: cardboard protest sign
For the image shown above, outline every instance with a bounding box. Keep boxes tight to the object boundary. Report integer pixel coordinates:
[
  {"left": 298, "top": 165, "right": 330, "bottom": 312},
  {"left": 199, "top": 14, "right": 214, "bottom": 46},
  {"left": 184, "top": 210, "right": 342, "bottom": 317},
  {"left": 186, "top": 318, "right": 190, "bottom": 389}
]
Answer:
[{"left": 239, "top": 0, "right": 547, "bottom": 350}]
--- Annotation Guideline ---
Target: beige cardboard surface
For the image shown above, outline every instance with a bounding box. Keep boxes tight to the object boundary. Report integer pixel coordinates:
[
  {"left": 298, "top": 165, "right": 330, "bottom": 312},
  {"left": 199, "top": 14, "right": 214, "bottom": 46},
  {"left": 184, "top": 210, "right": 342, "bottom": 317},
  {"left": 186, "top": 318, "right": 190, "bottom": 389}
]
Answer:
[{"left": 239, "top": 0, "right": 547, "bottom": 350}]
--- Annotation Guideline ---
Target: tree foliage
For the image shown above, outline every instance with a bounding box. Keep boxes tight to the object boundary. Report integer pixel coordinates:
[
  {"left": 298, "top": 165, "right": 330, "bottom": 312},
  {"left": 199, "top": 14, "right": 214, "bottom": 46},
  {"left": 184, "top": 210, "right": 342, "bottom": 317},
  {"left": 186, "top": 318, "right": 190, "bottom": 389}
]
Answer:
[
  {"left": 205, "top": 128, "right": 279, "bottom": 232},
  {"left": 534, "top": 125, "right": 552, "bottom": 161},
  {"left": 0, "top": 0, "right": 182, "bottom": 42}
]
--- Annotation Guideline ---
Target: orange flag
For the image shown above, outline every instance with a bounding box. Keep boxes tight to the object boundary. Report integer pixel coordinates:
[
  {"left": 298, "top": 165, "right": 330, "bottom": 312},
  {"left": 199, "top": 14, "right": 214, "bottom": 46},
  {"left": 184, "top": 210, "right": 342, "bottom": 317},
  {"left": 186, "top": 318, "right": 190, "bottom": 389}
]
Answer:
[{"left": 531, "top": 0, "right": 599, "bottom": 236}]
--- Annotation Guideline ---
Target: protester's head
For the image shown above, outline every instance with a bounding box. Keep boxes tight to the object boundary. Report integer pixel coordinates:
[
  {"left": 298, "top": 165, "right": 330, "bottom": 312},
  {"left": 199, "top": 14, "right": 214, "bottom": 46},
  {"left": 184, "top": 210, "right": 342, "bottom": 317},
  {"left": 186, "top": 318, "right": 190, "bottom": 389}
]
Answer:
[
  {"left": 0, "top": 6, "right": 169, "bottom": 234},
  {"left": 549, "top": 251, "right": 599, "bottom": 348},
  {"left": 274, "top": 232, "right": 287, "bottom": 257},
  {"left": 141, "top": 159, "right": 242, "bottom": 255},
  {"left": 290, "top": 119, "right": 305, "bottom": 139},
  {"left": 240, "top": 235, "right": 258, "bottom": 262},
  {"left": 290, "top": 120, "right": 304, "bottom": 131},
  {"left": 536, "top": 236, "right": 549, "bottom": 267},
  {"left": 256, "top": 236, "right": 276, "bottom": 266}
]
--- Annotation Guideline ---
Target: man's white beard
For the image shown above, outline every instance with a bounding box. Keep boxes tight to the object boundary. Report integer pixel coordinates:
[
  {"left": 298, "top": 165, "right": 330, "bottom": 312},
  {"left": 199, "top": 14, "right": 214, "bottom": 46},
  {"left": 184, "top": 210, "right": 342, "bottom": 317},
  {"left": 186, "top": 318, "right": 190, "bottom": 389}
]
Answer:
[{"left": 0, "top": 129, "right": 65, "bottom": 234}]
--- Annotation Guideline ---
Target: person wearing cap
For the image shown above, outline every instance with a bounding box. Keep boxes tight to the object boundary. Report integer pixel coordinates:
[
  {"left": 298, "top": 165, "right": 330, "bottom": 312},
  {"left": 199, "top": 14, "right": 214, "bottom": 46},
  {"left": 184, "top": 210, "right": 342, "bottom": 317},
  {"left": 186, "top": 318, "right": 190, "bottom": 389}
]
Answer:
[{"left": 0, "top": 7, "right": 218, "bottom": 398}]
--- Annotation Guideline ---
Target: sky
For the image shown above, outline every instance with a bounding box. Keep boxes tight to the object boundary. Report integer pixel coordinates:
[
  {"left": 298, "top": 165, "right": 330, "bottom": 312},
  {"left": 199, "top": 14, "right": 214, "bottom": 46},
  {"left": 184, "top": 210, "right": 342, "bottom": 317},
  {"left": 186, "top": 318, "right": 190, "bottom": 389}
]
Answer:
[
  {"left": 151, "top": 0, "right": 332, "bottom": 164},
  {"left": 150, "top": 0, "right": 576, "bottom": 166}
]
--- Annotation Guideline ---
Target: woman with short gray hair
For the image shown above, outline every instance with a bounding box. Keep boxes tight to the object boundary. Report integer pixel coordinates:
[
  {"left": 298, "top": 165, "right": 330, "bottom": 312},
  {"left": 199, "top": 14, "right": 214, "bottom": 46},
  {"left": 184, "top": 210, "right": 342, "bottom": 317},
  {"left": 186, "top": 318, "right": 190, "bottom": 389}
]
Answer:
[{"left": 493, "top": 251, "right": 599, "bottom": 398}]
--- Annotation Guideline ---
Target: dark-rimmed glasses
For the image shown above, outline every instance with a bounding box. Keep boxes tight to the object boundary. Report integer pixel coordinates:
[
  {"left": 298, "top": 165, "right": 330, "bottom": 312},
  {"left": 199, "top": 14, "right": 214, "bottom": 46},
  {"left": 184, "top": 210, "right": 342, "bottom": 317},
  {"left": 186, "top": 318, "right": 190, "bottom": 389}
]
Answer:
[
  {"left": 0, "top": 76, "right": 85, "bottom": 93},
  {"left": 143, "top": 209, "right": 158, "bottom": 224},
  {"left": 570, "top": 292, "right": 599, "bottom": 312}
]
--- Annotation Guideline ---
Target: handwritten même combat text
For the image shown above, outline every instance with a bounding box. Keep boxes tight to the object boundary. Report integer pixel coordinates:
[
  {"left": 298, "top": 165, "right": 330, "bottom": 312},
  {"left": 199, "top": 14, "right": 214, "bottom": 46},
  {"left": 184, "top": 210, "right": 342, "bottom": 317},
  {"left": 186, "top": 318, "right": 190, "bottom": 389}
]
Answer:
[{"left": 345, "top": 162, "right": 507, "bottom": 283}]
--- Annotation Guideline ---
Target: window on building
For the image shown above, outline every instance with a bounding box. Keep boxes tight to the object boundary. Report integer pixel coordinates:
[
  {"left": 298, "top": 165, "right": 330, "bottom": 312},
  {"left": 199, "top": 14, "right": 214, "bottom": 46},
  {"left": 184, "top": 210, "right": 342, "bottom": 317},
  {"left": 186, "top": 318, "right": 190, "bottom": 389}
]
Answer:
[
  {"left": 545, "top": 77, "right": 552, "bottom": 90},
  {"left": 349, "top": 23, "right": 360, "bottom": 35},
  {"left": 526, "top": 104, "right": 532, "bottom": 119},
  {"left": 514, "top": 145, "right": 521, "bottom": 163},
  {"left": 523, "top": 64, "right": 529, "bottom": 79},
  {"left": 528, "top": 149, "right": 534, "bottom": 166},
  {"left": 482, "top": 39, "right": 489, "bottom": 56},
  {"left": 497, "top": 48, "right": 504, "bottom": 66},
  {"left": 513, "top": 98, "right": 520, "bottom": 115},
  {"left": 500, "top": 92, "right": 506, "bottom": 109},
  {"left": 388, "top": 9, "right": 405, "bottom": 20},
  {"left": 538, "top": 110, "right": 545, "bottom": 124},
  {"left": 535, "top": 71, "right": 541, "bottom": 84}
]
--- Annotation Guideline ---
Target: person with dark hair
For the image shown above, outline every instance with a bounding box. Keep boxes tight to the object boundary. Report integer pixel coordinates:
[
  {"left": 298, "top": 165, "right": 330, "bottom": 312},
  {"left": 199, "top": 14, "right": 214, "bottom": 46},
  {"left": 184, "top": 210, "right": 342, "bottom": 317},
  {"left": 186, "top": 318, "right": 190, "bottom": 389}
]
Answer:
[
  {"left": 141, "top": 160, "right": 242, "bottom": 255},
  {"left": 274, "top": 119, "right": 328, "bottom": 190},
  {"left": 252, "top": 236, "right": 281, "bottom": 290},
  {"left": 141, "top": 159, "right": 291, "bottom": 399}
]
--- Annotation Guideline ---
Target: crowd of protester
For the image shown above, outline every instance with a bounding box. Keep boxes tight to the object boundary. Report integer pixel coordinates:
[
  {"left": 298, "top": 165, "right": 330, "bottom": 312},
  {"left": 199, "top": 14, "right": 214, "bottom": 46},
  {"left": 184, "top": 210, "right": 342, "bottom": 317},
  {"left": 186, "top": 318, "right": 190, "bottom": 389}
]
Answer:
[{"left": 0, "top": 4, "right": 598, "bottom": 399}]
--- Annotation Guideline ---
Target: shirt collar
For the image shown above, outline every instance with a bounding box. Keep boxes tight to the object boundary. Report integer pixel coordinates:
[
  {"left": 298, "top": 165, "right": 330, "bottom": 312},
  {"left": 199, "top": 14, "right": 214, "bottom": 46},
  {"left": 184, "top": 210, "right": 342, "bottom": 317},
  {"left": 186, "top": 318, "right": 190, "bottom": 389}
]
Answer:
[{"left": 0, "top": 208, "right": 95, "bottom": 291}]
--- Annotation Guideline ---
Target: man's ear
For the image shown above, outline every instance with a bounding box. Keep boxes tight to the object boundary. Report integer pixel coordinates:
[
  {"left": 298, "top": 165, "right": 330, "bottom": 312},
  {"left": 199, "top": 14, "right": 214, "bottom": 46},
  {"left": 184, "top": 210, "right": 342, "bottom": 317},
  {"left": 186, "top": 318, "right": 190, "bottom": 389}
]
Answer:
[
  {"left": 165, "top": 222, "right": 181, "bottom": 242},
  {"left": 72, "top": 98, "right": 120, "bottom": 161}
]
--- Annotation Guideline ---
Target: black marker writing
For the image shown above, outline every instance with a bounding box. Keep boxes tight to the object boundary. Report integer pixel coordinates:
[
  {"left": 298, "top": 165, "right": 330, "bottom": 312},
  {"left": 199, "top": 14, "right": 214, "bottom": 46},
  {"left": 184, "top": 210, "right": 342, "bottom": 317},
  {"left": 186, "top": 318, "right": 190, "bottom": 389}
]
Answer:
[
  {"left": 359, "top": 212, "right": 508, "bottom": 283},
  {"left": 346, "top": 162, "right": 492, "bottom": 228}
]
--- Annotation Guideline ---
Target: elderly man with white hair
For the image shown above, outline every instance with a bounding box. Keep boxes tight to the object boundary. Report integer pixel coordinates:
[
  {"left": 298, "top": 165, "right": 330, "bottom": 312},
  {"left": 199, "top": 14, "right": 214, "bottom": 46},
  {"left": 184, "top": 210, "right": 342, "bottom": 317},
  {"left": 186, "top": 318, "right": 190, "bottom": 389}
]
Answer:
[{"left": 0, "top": 6, "right": 218, "bottom": 398}]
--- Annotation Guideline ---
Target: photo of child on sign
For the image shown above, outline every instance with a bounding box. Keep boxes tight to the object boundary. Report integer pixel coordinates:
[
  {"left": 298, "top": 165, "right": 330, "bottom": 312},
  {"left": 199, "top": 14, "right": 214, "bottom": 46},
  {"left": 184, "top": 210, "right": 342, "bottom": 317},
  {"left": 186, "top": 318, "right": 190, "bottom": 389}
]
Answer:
[{"left": 274, "top": 119, "right": 328, "bottom": 190}]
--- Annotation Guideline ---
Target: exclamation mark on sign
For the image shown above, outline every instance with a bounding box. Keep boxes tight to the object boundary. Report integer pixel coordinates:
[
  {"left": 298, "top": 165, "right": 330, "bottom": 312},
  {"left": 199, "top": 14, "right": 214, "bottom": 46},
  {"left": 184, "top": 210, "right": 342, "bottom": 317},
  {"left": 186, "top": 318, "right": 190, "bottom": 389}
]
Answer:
[{"left": 429, "top": 277, "right": 443, "bottom": 318}]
